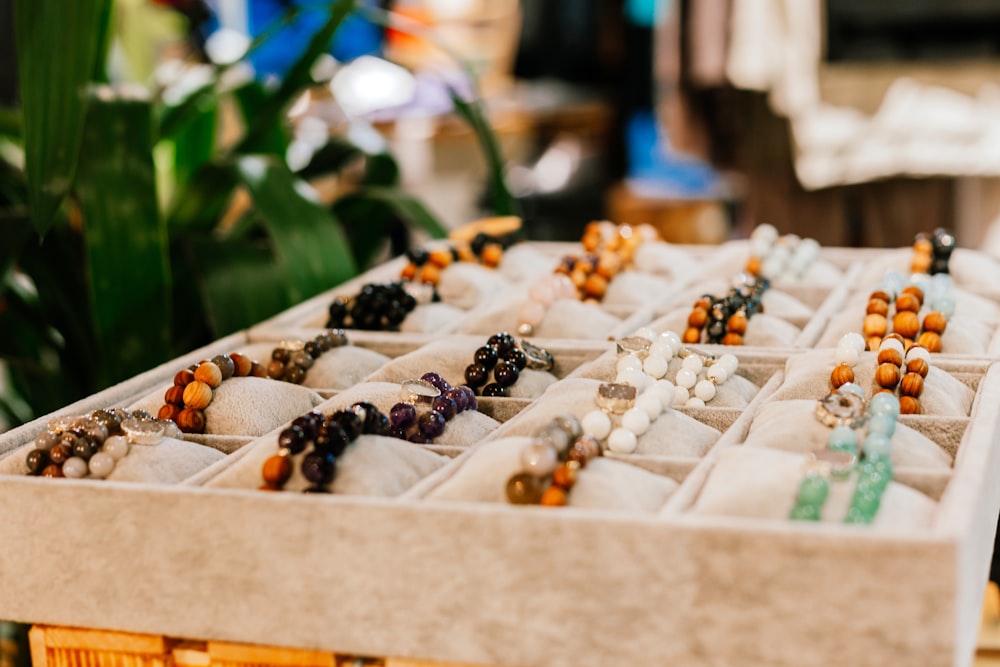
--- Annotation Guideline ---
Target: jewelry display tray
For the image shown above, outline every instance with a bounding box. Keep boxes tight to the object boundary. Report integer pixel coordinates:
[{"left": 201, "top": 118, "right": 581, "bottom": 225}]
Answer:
[{"left": 1, "top": 242, "right": 998, "bottom": 667}]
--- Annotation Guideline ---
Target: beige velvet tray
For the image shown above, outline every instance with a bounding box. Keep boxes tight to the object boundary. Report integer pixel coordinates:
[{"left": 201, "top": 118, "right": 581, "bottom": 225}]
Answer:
[{"left": 0, "top": 243, "right": 998, "bottom": 667}]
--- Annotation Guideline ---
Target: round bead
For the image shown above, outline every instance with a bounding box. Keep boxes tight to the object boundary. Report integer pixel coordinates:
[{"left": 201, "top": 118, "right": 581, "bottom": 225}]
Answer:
[
  {"left": 682, "top": 327, "right": 702, "bottom": 344},
  {"left": 607, "top": 428, "right": 638, "bottom": 454},
  {"left": 866, "top": 298, "right": 889, "bottom": 317},
  {"left": 895, "top": 293, "right": 921, "bottom": 313},
  {"left": 866, "top": 336, "right": 883, "bottom": 353},
  {"left": 493, "top": 361, "right": 520, "bottom": 388},
  {"left": 62, "top": 457, "right": 89, "bottom": 479},
  {"left": 464, "top": 363, "right": 489, "bottom": 388},
  {"left": 290, "top": 350, "right": 314, "bottom": 370},
  {"left": 899, "top": 396, "right": 921, "bottom": 415},
  {"left": 88, "top": 452, "right": 115, "bottom": 479},
  {"left": 505, "top": 473, "right": 544, "bottom": 504},
  {"left": 892, "top": 311, "right": 920, "bottom": 340},
  {"left": 229, "top": 353, "right": 254, "bottom": 377},
  {"left": 182, "top": 381, "right": 214, "bottom": 410},
  {"left": 726, "top": 311, "right": 748, "bottom": 335},
  {"left": 635, "top": 391, "right": 663, "bottom": 420},
  {"left": 834, "top": 345, "right": 860, "bottom": 368},
  {"left": 71, "top": 438, "right": 95, "bottom": 461},
  {"left": 33, "top": 431, "right": 58, "bottom": 452},
  {"left": 418, "top": 411, "right": 447, "bottom": 439},
  {"left": 262, "top": 454, "right": 293, "bottom": 487},
  {"left": 157, "top": 403, "right": 181, "bottom": 422},
  {"left": 176, "top": 408, "right": 206, "bottom": 434},
  {"left": 681, "top": 355, "right": 704, "bottom": 373},
  {"left": 901, "top": 284, "right": 925, "bottom": 303},
  {"left": 617, "top": 354, "right": 643, "bottom": 374},
  {"left": 830, "top": 364, "right": 855, "bottom": 389},
  {"left": 906, "top": 358, "right": 930, "bottom": 378},
  {"left": 706, "top": 364, "right": 729, "bottom": 384},
  {"left": 840, "top": 332, "right": 867, "bottom": 354},
  {"left": 653, "top": 380, "right": 675, "bottom": 410},
  {"left": 917, "top": 331, "right": 943, "bottom": 353},
  {"left": 41, "top": 464, "right": 64, "bottom": 478},
  {"left": 301, "top": 452, "right": 335, "bottom": 485},
  {"left": 863, "top": 434, "right": 893, "bottom": 459},
  {"left": 621, "top": 408, "right": 651, "bottom": 435},
  {"left": 722, "top": 333, "right": 744, "bottom": 346},
  {"left": 827, "top": 426, "right": 858, "bottom": 454},
  {"left": 551, "top": 462, "right": 580, "bottom": 489},
  {"left": 164, "top": 385, "right": 186, "bottom": 407},
  {"left": 102, "top": 435, "right": 129, "bottom": 461},
  {"left": 481, "top": 383, "right": 507, "bottom": 397},
  {"left": 212, "top": 354, "right": 236, "bottom": 379},
  {"left": 685, "top": 397, "right": 706, "bottom": 408},
  {"left": 876, "top": 363, "right": 901, "bottom": 389},
  {"left": 431, "top": 395, "right": 458, "bottom": 420},
  {"left": 504, "top": 348, "right": 528, "bottom": 371},
  {"left": 642, "top": 354, "right": 669, "bottom": 379},
  {"left": 694, "top": 379, "right": 717, "bottom": 402},
  {"left": 876, "top": 348, "right": 903, "bottom": 367},
  {"left": 520, "top": 442, "right": 559, "bottom": 476},
  {"left": 923, "top": 311, "right": 948, "bottom": 335},
  {"left": 932, "top": 294, "right": 956, "bottom": 319},
  {"left": 194, "top": 362, "right": 223, "bottom": 388},
  {"left": 25, "top": 449, "right": 49, "bottom": 475},
  {"left": 582, "top": 274, "right": 608, "bottom": 299},
  {"left": 673, "top": 385, "right": 690, "bottom": 406},
  {"left": 863, "top": 314, "right": 888, "bottom": 338},
  {"left": 581, "top": 410, "right": 612, "bottom": 440},
  {"left": 540, "top": 486, "right": 568, "bottom": 507},
  {"left": 49, "top": 443, "right": 71, "bottom": 465},
  {"left": 615, "top": 368, "right": 649, "bottom": 392},
  {"left": 675, "top": 368, "right": 698, "bottom": 389},
  {"left": 866, "top": 413, "right": 896, "bottom": 437},
  {"left": 659, "top": 331, "right": 682, "bottom": 355},
  {"left": 474, "top": 345, "right": 499, "bottom": 370},
  {"left": 899, "top": 372, "right": 924, "bottom": 398},
  {"left": 173, "top": 369, "right": 194, "bottom": 386},
  {"left": 688, "top": 308, "right": 708, "bottom": 328},
  {"left": 868, "top": 392, "right": 900, "bottom": 418}
]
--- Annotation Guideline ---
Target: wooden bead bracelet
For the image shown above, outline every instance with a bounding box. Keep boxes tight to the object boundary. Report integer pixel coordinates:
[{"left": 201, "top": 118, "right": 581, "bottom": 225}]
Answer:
[
  {"left": 505, "top": 415, "right": 602, "bottom": 507},
  {"left": 831, "top": 333, "right": 929, "bottom": 415},
  {"left": 267, "top": 329, "right": 348, "bottom": 384},
  {"left": 158, "top": 352, "right": 266, "bottom": 434},
  {"left": 260, "top": 403, "right": 391, "bottom": 493},
  {"left": 682, "top": 275, "right": 768, "bottom": 346},
  {"left": 25, "top": 408, "right": 177, "bottom": 480},
  {"left": 863, "top": 283, "right": 948, "bottom": 353}
]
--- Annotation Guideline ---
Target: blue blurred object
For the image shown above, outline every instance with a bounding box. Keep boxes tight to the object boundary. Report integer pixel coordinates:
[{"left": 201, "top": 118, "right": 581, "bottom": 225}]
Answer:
[
  {"left": 625, "top": 0, "right": 667, "bottom": 28},
  {"left": 626, "top": 109, "right": 725, "bottom": 199},
  {"left": 243, "top": 0, "right": 382, "bottom": 79}
]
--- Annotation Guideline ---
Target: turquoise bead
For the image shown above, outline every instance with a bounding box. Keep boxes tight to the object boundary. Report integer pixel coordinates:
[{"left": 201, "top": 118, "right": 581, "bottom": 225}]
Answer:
[
  {"left": 868, "top": 393, "right": 900, "bottom": 419},
  {"left": 863, "top": 433, "right": 892, "bottom": 459},
  {"left": 867, "top": 413, "right": 896, "bottom": 437},
  {"left": 838, "top": 382, "right": 865, "bottom": 401},
  {"left": 931, "top": 294, "right": 956, "bottom": 319},
  {"left": 828, "top": 426, "right": 859, "bottom": 454}
]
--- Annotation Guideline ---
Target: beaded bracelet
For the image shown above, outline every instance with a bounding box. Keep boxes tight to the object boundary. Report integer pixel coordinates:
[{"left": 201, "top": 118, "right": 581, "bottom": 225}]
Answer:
[
  {"left": 401, "top": 217, "right": 524, "bottom": 286},
  {"left": 745, "top": 224, "right": 820, "bottom": 281},
  {"left": 616, "top": 329, "right": 738, "bottom": 408},
  {"left": 25, "top": 408, "right": 176, "bottom": 480},
  {"left": 911, "top": 228, "right": 955, "bottom": 275},
  {"left": 682, "top": 274, "right": 768, "bottom": 346},
  {"left": 462, "top": 332, "right": 554, "bottom": 397},
  {"left": 505, "top": 415, "right": 602, "bottom": 507},
  {"left": 793, "top": 390, "right": 899, "bottom": 524},
  {"left": 326, "top": 281, "right": 422, "bottom": 332},
  {"left": 387, "top": 375, "right": 477, "bottom": 444},
  {"left": 579, "top": 376, "right": 675, "bottom": 455},
  {"left": 158, "top": 352, "right": 265, "bottom": 434},
  {"left": 863, "top": 272, "right": 953, "bottom": 352},
  {"left": 267, "top": 329, "right": 349, "bottom": 384},
  {"left": 260, "top": 403, "right": 390, "bottom": 493}
]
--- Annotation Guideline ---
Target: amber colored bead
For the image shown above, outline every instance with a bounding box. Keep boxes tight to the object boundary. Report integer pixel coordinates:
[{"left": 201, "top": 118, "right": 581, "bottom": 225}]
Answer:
[
  {"left": 876, "top": 348, "right": 903, "bottom": 367},
  {"left": 899, "top": 372, "right": 924, "bottom": 398},
  {"left": 173, "top": 369, "right": 194, "bottom": 387},
  {"left": 164, "top": 385, "right": 186, "bottom": 406},
  {"left": 722, "top": 332, "right": 744, "bottom": 346},
  {"left": 176, "top": 408, "right": 206, "bottom": 434},
  {"left": 911, "top": 254, "right": 932, "bottom": 274},
  {"left": 569, "top": 268, "right": 588, "bottom": 288},
  {"left": 899, "top": 396, "right": 921, "bottom": 415},
  {"left": 229, "top": 353, "right": 254, "bottom": 377},
  {"left": 901, "top": 285, "right": 925, "bottom": 305},
  {"left": 866, "top": 336, "right": 882, "bottom": 352},
  {"left": 923, "top": 312, "right": 948, "bottom": 335},
  {"left": 261, "top": 454, "right": 293, "bottom": 487},
  {"left": 866, "top": 298, "right": 889, "bottom": 317},
  {"left": 917, "top": 331, "right": 943, "bottom": 353},
  {"left": 870, "top": 290, "right": 893, "bottom": 304},
  {"left": 895, "top": 293, "right": 921, "bottom": 314},
  {"left": 267, "top": 359, "right": 286, "bottom": 380},
  {"left": 194, "top": 362, "right": 223, "bottom": 388},
  {"left": 182, "top": 380, "right": 213, "bottom": 410},
  {"left": 913, "top": 237, "right": 933, "bottom": 254},
  {"left": 688, "top": 307, "right": 709, "bottom": 328},
  {"left": 745, "top": 256, "right": 762, "bottom": 276},
  {"left": 49, "top": 444, "right": 71, "bottom": 465},
  {"left": 41, "top": 464, "right": 64, "bottom": 478},
  {"left": 683, "top": 327, "right": 702, "bottom": 344},
  {"left": 429, "top": 249, "right": 453, "bottom": 268},
  {"left": 505, "top": 473, "right": 545, "bottom": 504},
  {"left": 906, "top": 358, "right": 930, "bottom": 378},
  {"left": 251, "top": 362, "right": 268, "bottom": 378},
  {"left": 552, "top": 462, "right": 580, "bottom": 490},
  {"left": 694, "top": 296, "right": 712, "bottom": 310},
  {"left": 876, "top": 362, "right": 901, "bottom": 389},
  {"left": 830, "top": 364, "right": 855, "bottom": 388},
  {"left": 892, "top": 311, "right": 920, "bottom": 339},
  {"left": 540, "top": 485, "right": 568, "bottom": 507},
  {"left": 259, "top": 485, "right": 280, "bottom": 492},
  {"left": 863, "top": 313, "right": 888, "bottom": 338},
  {"left": 581, "top": 228, "right": 601, "bottom": 253},
  {"left": 582, "top": 274, "right": 608, "bottom": 299},
  {"left": 481, "top": 244, "right": 504, "bottom": 268},
  {"left": 400, "top": 263, "right": 417, "bottom": 280},
  {"left": 419, "top": 262, "right": 440, "bottom": 286},
  {"left": 727, "top": 311, "right": 748, "bottom": 335},
  {"left": 158, "top": 404, "right": 181, "bottom": 422}
]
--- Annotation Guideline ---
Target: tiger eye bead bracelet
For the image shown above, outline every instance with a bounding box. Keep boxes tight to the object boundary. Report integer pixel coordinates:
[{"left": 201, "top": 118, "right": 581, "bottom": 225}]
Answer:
[
  {"left": 683, "top": 274, "right": 768, "bottom": 346},
  {"left": 25, "top": 408, "right": 178, "bottom": 480},
  {"left": 267, "top": 329, "right": 348, "bottom": 385},
  {"left": 159, "top": 352, "right": 266, "bottom": 434},
  {"left": 506, "top": 415, "right": 602, "bottom": 507},
  {"left": 260, "top": 403, "right": 391, "bottom": 493}
]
